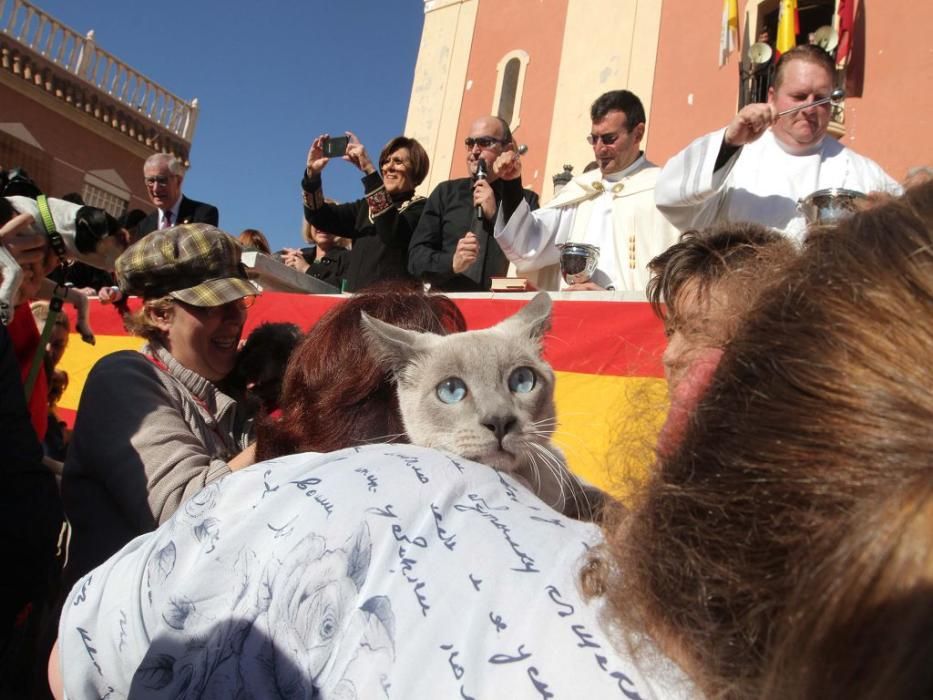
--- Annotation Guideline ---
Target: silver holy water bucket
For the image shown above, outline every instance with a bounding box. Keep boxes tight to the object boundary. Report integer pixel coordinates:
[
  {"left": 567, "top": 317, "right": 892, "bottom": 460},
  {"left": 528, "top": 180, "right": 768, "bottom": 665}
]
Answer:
[
  {"left": 797, "top": 188, "right": 865, "bottom": 225},
  {"left": 558, "top": 243, "right": 600, "bottom": 285}
]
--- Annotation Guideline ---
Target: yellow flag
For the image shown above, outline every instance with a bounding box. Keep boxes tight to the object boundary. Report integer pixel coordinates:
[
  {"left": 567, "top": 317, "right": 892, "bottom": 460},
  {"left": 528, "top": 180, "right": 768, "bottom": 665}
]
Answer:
[
  {"left": 719, "top": 0, "right": 739, "bottom": 66},
  {"left": 776, "top": 0, "right": 798, "bottom": 55}
]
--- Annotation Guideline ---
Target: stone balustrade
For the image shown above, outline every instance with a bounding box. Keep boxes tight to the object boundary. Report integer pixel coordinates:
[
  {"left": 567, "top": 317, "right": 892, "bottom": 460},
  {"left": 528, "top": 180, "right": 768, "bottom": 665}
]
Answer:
[{"left": 0, "top": 0, "right": 197, "bottom": 161}]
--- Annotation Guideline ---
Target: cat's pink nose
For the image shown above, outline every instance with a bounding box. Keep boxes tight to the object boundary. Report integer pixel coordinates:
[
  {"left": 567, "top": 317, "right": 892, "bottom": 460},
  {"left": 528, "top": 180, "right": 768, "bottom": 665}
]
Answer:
[{"left": 483, "top": 415, "right": 516, "bottom": 443}]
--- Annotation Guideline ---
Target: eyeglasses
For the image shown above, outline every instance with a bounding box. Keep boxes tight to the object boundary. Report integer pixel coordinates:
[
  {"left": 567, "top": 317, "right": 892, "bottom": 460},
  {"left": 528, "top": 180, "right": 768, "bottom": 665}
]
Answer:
[
  {"left": 464, "top": 136, "right": 506, "bottom": 150},
  {"left": 144, "top": 176, "right": 172, "bottom": 186},
  {"left": 175, "top": 295, "right": 256, "bottom": 314},
  {"left": 586, "top": 131, "right": 625, "bottom": 146}
]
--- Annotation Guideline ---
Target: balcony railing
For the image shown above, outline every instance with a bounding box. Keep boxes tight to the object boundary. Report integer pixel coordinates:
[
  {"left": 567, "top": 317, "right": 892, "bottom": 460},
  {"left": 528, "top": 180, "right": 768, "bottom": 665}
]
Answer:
[{"left": 0, "top": 0, "right": 198, "bottom": 145}]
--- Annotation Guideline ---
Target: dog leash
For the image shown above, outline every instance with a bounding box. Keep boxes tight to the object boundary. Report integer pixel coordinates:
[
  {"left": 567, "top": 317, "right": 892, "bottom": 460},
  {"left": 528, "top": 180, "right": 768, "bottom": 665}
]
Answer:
[{"left": 23, "top": 195, "right": 70, "bottom": 400}]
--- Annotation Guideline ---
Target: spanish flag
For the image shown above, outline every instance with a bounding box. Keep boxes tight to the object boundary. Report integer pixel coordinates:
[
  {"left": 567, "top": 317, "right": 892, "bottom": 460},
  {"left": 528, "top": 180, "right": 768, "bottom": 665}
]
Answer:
[
  {"left": 776, "top": 0, "right": 799, "bottom": 56},
  {"left": 57, "top": 294, "right": 670, "bottom": 495},
  {"left": 719, "top": 0, "right": 739, "bottom": 67}
]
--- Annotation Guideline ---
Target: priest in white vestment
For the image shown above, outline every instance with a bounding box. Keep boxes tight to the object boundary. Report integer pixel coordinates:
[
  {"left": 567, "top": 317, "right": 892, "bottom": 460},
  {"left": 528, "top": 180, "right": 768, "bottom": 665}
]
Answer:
[
  {"left": 655, "top": 45, "right": 900, "bottom": 242},
  {"left": 493, "top": 90, "right": 680, "bottom": 291}
]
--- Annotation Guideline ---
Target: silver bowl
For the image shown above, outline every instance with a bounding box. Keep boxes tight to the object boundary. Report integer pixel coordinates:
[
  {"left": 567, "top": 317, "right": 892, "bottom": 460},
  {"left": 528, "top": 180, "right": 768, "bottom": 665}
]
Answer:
[
  {"left": 558, "top": 243, "right": 600, "bottom": 285},
  {"left": 798, "top": 188, "right": 865, "bottom": 225}
]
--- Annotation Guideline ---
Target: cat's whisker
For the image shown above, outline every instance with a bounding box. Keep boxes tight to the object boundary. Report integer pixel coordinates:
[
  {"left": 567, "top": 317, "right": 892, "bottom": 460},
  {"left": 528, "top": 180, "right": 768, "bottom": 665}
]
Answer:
[
  {"left": 528, "top": 417, "right": 560, "bottom": 432},
  {"left": 527, "top": 441, "right": 599, "bottom": 518},
  {"left": 358, "top": 432, "right": 410, "bottom": 445},
  {"left": 527, "top": 441, "right": 573, "bottom": 507}
]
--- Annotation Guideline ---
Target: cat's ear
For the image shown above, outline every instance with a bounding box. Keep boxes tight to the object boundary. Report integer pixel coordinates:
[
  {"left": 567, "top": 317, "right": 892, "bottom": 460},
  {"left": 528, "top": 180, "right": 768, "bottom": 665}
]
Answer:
[
  {"left": 360, "top": 311, "right": 437, "bottom": 374},
  {"left": 496, "top": 291, "right": 552, "bottom": 344}
]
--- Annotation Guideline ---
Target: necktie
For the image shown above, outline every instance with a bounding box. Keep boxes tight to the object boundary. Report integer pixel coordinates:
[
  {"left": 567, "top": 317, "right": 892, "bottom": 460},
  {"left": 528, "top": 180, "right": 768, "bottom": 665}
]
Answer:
[{"left": 161, "top": 211, "right": 173, "bottom": 229}]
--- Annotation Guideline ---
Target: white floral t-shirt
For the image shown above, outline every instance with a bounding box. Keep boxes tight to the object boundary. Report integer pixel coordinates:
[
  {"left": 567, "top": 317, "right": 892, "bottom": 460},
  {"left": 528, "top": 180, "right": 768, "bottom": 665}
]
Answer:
[{"left": 59, "top": 444, "right": 693, "bottom": 699}]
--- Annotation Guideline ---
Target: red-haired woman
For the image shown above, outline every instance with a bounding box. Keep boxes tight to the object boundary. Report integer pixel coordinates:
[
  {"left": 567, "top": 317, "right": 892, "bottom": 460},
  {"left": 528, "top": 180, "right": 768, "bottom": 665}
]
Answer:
[{"left": 256, "top": 280, "right": 465, "bottom": 459}]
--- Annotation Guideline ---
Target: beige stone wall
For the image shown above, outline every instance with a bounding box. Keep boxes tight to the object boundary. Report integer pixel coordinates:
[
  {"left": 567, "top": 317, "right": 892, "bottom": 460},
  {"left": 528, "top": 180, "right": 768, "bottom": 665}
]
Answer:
[
  {"left": 543, "top": 0, "right": 664, "bottom": 201},
  {"left": 404, "top": 0, "right": 479, "bottom": 196}
]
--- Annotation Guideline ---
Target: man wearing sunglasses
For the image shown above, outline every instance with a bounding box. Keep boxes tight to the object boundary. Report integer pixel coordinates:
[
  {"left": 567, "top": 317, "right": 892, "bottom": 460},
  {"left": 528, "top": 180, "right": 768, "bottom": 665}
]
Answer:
[
  {"left": 493, "top": 90, "right": 678, "bottom": 291},
  {"left": 408, "top": 116, "right": 539, "bottom": 291},
  {"left": 136, "top": 153, "right": 219, "bottom": 240}
]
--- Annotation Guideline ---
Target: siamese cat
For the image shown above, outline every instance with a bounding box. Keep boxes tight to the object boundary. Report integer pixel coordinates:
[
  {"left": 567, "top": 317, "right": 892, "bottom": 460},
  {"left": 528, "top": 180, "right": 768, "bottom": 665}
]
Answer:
[{"left": 361, "top": 291, "right": 601, "bottom": 520}]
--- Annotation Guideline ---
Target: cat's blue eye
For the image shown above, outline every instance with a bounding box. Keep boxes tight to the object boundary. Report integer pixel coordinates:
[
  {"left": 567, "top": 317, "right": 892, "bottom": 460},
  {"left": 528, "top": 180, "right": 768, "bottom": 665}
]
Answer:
[
  {"left": 508, "top": 367, "right": 536, "bottom": 393},
  {"left": 436, "top": 377, "right": 467, "bottom": 404}
]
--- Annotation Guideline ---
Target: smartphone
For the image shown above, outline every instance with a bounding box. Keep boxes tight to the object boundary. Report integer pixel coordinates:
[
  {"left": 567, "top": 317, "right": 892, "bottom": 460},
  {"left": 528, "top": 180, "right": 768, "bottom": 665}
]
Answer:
[{"left": 322, "top": 136, "right": 349, "bottom": 158}]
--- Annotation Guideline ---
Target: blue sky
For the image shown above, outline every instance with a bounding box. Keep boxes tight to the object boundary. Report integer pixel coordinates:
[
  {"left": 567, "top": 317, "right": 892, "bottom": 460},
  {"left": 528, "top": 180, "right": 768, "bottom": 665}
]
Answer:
[{"left": 34, "top": 0, "right": 427, "bottom": 251}]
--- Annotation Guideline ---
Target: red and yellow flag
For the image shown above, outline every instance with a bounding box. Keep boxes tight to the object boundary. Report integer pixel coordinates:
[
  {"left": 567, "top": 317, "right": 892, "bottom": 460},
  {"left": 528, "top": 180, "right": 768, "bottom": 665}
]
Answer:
[
  {"left": 57, "top": 294, "right": 670, "bottom": 493},
  {"left": 776, "top": 0, "right": 799, "bottom": 56}
]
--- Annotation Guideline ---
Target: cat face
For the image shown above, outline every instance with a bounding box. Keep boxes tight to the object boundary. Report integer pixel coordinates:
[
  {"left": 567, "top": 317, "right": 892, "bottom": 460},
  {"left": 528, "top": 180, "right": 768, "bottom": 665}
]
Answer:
[{"left": 362, "top": 293, "right": 557, "bottom": 473}]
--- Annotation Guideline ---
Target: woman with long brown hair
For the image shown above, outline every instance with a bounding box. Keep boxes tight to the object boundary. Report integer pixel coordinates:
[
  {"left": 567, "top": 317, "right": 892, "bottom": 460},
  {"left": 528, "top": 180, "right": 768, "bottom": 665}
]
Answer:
[{"left": 587, "top": 182, "right": 933, "bottom": 698}]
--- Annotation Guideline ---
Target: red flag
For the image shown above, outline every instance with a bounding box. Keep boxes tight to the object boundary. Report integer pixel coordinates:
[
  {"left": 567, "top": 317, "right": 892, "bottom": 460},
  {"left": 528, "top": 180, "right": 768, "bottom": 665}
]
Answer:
[{"left": 836, "top": 0, "right": 855, "bottom": 67}]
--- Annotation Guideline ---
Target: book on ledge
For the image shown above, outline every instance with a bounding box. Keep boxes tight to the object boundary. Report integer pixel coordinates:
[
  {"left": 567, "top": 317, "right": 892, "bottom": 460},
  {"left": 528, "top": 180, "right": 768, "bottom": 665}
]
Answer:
[{"left": 489, "top": 276, "right": 538, "bottom": 292}]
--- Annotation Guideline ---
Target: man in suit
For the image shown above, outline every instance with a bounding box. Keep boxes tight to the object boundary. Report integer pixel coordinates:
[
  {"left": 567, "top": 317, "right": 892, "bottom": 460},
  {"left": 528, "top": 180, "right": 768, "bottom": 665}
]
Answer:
[
  {"left": 135, "top": 153, "right": 219, "bottom": 239},
  {"left": 407, "top": 116, "right": 538, "bottom": 291}
]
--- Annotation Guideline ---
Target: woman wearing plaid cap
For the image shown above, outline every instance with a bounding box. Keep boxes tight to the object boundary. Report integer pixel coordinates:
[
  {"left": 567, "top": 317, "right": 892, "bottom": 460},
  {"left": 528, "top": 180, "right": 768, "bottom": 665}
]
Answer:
[{"left": 61, "top": 224, "right": 258, "bottom": 587}]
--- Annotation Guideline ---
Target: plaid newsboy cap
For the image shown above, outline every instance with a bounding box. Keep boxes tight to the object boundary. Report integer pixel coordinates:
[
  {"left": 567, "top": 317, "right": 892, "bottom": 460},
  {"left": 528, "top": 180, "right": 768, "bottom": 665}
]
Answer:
[{"left": 116, "top": 223, "right": 257, "bottom": 306}]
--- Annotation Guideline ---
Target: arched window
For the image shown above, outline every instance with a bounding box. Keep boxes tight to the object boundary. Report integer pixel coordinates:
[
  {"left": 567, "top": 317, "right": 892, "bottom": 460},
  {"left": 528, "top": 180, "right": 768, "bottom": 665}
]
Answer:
[{"left": 492, "top": 50, "right": 529, "bottom": 131}]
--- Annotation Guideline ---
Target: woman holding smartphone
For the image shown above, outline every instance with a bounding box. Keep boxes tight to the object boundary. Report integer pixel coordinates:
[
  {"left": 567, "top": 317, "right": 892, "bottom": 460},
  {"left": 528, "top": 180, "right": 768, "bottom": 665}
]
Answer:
[{"left": 296, "top": 132, "right": 429, "bottom": 292}]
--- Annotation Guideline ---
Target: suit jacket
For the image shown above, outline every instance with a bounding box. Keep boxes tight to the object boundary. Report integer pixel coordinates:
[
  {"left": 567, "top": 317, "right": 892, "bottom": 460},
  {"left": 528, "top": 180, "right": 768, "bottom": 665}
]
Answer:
[
  {"left": 408, "top": 177, "right": 538, "bottom": 292},
  {"left": 135, "top": 195, "right": 219, "bottom": 239}
]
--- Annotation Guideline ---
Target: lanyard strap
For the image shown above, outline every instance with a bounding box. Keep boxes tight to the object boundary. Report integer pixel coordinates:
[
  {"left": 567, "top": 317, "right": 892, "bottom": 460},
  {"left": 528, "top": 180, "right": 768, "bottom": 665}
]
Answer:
[{"left": 23, "top": 286, "right": 67, "bottom": 400}]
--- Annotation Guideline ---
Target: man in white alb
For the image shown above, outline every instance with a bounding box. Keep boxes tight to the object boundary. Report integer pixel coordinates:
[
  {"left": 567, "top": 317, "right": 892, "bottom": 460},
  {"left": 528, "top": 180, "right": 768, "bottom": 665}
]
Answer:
[
  {"left": 655, "top": 45, "right": 899, "bottom": 241},
  {"left": 493, "top": 90, "right": 679, "bottom": 291}
]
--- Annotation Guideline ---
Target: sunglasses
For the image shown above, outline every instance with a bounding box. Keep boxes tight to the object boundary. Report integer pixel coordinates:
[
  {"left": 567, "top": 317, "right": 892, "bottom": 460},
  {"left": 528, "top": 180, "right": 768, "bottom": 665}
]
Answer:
[
  {"left": 464, "top": 136, "right": 506, "bottom": 150},
  {"left": 586, "top": 131, "right": 625, "bottom": 146}
]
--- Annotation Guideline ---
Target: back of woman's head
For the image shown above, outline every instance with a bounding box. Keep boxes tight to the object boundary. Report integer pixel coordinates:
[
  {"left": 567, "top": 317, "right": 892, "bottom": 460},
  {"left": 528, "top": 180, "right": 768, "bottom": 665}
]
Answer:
[
  {"left": 761, "top": 472, "right": 933, "bottom": 699},
  {"left": 594, "top": 183, "right": 933, "bottom": 697},
  {"left": 238, "top": 228, "right": 271, "bottom": 254},
  {"left": 645, "top": 222, "right": 793, "bottom": 322},
  {"left": 256, "top": 281, "right": 466, "bottom": 461}
]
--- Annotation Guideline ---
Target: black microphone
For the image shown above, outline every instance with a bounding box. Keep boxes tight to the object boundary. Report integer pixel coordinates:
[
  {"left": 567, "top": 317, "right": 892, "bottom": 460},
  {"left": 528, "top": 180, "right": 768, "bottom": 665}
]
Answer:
[{"left": 474, "top": 159, "right": 488, "bottom": 220}]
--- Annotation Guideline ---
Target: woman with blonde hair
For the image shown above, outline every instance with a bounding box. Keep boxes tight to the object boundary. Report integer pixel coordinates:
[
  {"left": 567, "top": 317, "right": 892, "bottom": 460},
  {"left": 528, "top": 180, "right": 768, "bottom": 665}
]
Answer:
[{"left": 279, "top": 218, "right": 349, "bottom": 288}]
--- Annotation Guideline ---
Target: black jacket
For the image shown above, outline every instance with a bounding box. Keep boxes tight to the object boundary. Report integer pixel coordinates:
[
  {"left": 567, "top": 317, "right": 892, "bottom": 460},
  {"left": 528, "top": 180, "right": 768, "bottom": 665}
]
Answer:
[
  {"left": 299, "top": 245, "right": 350, "bottom": 289},
  {"left": 407, "top": 177, "right": 539, "bottom": 291},
  {"left": 136, "top": 195, "right": 219, "bottom": 239},
  {"left": 302, "top": 171, "right": 425, "bottom": 293}
]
